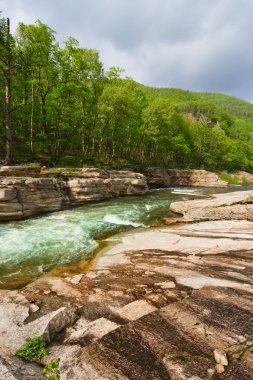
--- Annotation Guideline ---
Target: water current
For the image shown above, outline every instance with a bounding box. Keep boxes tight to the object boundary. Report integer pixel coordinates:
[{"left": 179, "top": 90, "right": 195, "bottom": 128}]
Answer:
[{"left": 0, "top": 186, "right": 251, "bottom": 288}]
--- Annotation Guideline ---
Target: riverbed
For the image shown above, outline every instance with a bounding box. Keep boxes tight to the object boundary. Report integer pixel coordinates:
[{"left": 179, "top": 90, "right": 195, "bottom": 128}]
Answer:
[{"left": 0, "top": 185, "right": 252, "bottom": 288}]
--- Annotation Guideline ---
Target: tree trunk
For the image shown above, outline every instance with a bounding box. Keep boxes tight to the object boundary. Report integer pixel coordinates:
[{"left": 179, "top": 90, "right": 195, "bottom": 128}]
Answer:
[
  {"left": 30, "top": 80, "right": 34, "bottom": 152},
  {"left": 4, "top": 18, "right": 13, "bottom": 165}
]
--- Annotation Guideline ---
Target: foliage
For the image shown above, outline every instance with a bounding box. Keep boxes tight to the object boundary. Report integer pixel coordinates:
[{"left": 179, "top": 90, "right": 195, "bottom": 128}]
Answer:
[
  {"left": 40, "top": 358, "right": 60, "bottom": 380},
  {"left": 245, "top": 195, "right": 253, "bottom": 202},
  {"left": 15, "top": 336, "right": 60, "bottom": 379},
  {"left": 1, "top": 18, "right": 253, "bottom": 172},
  {"left": 15, "top": 336, "right": 49, "bottom": 361},
  {"left": 219, "top": 172, "right": 241, "bottom": 184}
]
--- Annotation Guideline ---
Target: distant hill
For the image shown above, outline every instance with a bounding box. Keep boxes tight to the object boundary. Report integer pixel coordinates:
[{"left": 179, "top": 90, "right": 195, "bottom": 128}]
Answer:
[{"left": 140, "top": 86, "right": 253, "bottom": 119}]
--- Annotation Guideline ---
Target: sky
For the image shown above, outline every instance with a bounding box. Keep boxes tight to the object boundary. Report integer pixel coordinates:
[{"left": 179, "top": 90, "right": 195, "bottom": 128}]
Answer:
[{"left": 1, "top": 0, "right": 253, "bottom": 102}]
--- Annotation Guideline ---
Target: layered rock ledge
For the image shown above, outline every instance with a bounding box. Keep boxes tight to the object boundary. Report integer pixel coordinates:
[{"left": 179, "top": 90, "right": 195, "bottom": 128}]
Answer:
[
  {"left": 0, "top": 168, "right": 148, "bottom": 221},
  {"left": 0, "top": 165, "right": 234, "bottom": 222},
  {"left": 144, "top": 168, "right": 228, "bottom": 188},
  {"left": 0, "top": 218, "right": 253, "bottom": 379},
  {"left": 167, "top": 189, "right": 253, "bottom": 224}
]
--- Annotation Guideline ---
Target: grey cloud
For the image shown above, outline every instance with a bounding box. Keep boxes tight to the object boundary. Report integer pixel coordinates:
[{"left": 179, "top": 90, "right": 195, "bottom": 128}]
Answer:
[{"left": 1, "top": 0, "right": 253, "bottom": 101}]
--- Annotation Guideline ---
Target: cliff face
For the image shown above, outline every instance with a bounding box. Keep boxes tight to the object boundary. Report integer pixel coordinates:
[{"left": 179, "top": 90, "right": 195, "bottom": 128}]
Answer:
[
  {"left": 144, "top": 168, "right": 228, "bottom": 187},
  {"left": 0, "top": 168, "right": 148, "bottom": 221}
]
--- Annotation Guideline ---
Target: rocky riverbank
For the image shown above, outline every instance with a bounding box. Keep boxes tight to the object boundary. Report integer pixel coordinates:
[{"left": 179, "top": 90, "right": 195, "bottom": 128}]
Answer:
[
  {"left": 143, "top": 168, "right": 228, "bottom": 188},
  {"left": 0, "top": 165, "right": 233, "bottom": 222},
  {"left": 0, "top": 168, "right": 148, "bottom": 221},
  {"left": 166, "top": 189, "right": 253, "bottom": 224},
  {"left": 0, "top": 190, "right": 253, "bottom": 379}
]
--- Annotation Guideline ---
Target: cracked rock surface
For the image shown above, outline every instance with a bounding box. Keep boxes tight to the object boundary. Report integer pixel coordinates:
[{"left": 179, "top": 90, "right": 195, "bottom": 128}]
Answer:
[{"left": 0, "top": 191, "right": 253, "bottom": 379}]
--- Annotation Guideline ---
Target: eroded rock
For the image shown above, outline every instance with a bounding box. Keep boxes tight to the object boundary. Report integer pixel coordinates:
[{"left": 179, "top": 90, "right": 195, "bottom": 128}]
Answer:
[
  {"left": 144, "top": 168, "right": 227, "bottom": 187},
  {"left": 0, "top": 168, "right": 148, "bottom": 221},
  {"left": 169, "top": 189, "right": 253, "bottom": 223}
]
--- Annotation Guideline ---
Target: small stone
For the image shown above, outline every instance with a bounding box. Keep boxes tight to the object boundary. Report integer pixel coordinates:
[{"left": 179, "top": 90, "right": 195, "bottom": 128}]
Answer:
[
  {"left": 226, "top": 336, "right": 237, "bottom": 345},
  {"left": 215, "top": 364, "right": 225, "bottom": 374},
  {"left": 207, "top": 368, "right": 215, "bottom": 379},
  {"left": 29, "top": 304, "right": 39, "bottom": 313},
  {"left": 154, "top": 281, "right": 176, "bottom": 289},
  {"left": 214, "top": 349, "right": 228, "bottom": 366},
  {"left": 69, "top": 274, "right": 83, "bottom": 285},
  {"left": 237, "top": 335, "right": 247, "bottom": 343}
]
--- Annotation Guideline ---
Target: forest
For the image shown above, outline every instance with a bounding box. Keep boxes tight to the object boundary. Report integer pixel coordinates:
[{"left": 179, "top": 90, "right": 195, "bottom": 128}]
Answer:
[{"left": 1, "top": 16, "right": 253, "bottom": 172}]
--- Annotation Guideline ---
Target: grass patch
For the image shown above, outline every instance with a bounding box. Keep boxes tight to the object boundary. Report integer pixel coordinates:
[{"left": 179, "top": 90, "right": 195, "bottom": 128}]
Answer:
[
  {"left": 15, "top": 336, "right": 61, "bottom": 379},
  {"left": 15, "top": 336, "right": 49, "bottom": 361}
]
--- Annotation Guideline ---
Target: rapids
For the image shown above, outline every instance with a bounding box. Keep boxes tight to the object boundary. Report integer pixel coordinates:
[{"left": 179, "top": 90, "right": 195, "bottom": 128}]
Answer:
[{"left": 0, "top": 185, "right": 251, "bottom": 288}]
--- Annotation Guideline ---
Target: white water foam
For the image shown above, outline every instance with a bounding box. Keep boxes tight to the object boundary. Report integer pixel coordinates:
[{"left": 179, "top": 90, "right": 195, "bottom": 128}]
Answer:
[
  {"left": 171, "top": 188, "right": 204, "bottom": 196},
  {"left": 104, "top": 214, "right": 144, "bottom": 227}
]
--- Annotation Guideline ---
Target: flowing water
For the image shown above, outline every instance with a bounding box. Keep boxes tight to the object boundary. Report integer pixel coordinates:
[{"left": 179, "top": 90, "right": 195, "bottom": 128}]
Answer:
[{"left": 0, "top": 186, "right": 252, "bottom": 288}]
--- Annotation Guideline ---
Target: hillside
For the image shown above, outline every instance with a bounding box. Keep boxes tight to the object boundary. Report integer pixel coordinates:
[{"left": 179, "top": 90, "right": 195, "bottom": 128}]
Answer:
[
  {"left": 141, "top": 85, "right": 253, "bottom": 119},
  {"left": 0, "top": 18, "right": 253, "bottom": 172}
]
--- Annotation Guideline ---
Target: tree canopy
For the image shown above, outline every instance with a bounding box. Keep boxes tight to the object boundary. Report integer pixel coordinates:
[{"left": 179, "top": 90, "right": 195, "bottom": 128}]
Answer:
[{"left": 1, "top": 18, "right": 253, "bottom": 172}]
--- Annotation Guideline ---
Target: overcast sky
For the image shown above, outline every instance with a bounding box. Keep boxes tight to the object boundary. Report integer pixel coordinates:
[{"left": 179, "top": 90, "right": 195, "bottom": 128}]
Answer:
[{"left": 1, "top": 0, "right": 253, "bottom": 102}]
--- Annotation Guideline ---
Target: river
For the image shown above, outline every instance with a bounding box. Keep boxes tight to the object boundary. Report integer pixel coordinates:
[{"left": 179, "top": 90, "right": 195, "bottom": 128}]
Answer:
[{"left": 0, "top": 185, "right": 252, "bottom": 289}]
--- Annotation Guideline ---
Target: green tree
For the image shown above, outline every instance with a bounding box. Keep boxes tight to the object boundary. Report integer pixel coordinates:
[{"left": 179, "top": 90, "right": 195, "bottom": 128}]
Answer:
[{"left": 0, "top": 14, "right": 14, "bottom": 163}]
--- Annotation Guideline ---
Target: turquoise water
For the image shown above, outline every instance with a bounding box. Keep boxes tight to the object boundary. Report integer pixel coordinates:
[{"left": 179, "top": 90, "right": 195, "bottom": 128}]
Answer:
[{"left": 0, "top": 186, "right": 251, "bottom": 288}]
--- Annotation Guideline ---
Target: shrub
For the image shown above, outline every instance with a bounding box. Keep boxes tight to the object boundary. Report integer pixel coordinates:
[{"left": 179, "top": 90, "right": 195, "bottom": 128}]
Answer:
[
  {"left": 15, "top": 336, "right": 49, "bottom": 361},
  {"left": 219, "top": 171, "right": 240, "bottom": 184}
]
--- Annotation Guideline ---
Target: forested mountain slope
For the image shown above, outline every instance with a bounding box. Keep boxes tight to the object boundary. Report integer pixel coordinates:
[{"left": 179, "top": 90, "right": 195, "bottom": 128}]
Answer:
[{"left": 1, "top": 18, "right": 253, "bottom": 171}]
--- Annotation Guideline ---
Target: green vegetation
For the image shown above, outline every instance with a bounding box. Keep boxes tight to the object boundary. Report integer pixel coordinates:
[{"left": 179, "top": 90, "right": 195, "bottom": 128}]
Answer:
[
  {"left": 15, "top": 336, "right": 60, "bottom": 379},
  {"left": 40, "top": 358, "right": 60, "bottom": 380},
  {"left": 1, "top": 16, "right": 253, "bottom": 172},
  {"left": 219, "top": 171, "right": 250, "bottom": 184},
  {"left": 15, "top": 336, "right": 49, "bottom": 361},
  {"left": 219, "top": 172, "right": 241, "bottom": 185}
]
